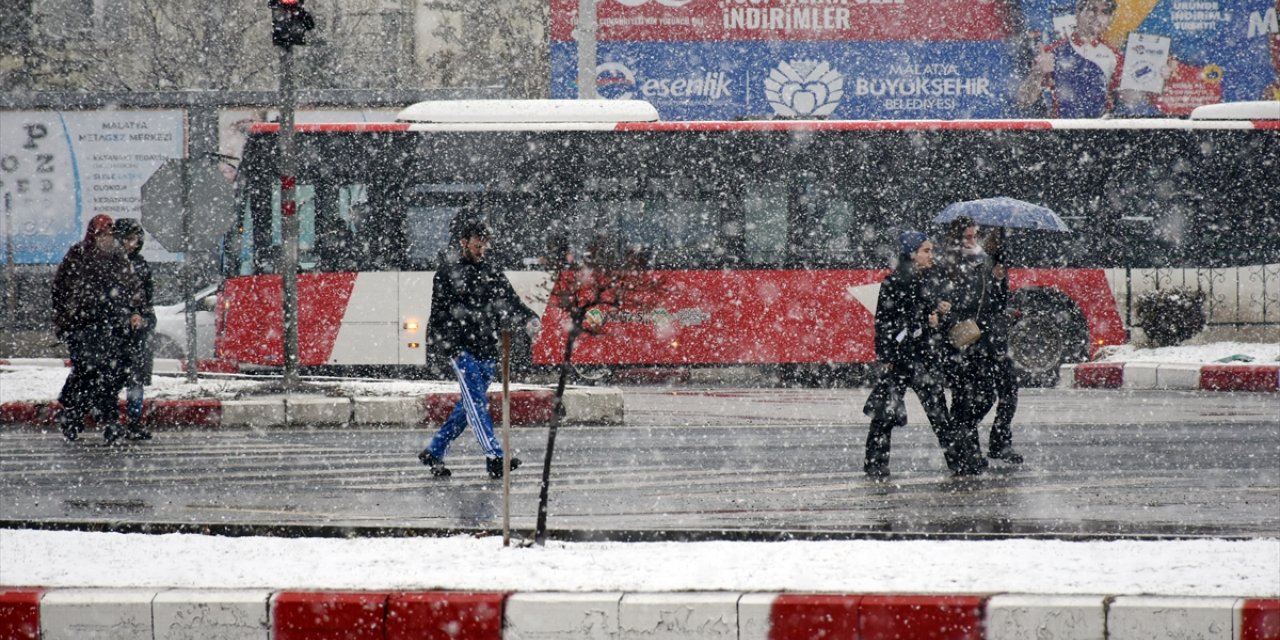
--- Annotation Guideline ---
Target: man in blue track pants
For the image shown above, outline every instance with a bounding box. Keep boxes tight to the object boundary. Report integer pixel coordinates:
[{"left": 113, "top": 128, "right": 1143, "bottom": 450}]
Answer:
[{"left": 419, "top": 219, "right": 539, "bottom": 479}]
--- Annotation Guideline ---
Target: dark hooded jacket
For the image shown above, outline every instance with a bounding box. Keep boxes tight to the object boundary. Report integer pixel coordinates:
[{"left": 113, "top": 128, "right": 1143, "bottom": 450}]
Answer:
[
  {"left": 426, "top": 250, "right": 537, "bottom": 363},
  {"left": 874, "top": 259, "right": 946, "bottom": 369},
  {"left": 52, "top": 215, "right": 137, "bottom": 340}
]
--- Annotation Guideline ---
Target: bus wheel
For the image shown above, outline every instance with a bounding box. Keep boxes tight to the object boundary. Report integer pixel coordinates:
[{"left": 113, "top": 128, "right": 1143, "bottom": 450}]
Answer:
[{"left": 1007, "top": 290, "right": 1088, "bottom": 388}]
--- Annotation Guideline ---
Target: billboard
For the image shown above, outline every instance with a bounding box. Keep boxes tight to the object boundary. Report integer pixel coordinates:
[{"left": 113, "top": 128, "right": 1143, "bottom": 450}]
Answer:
[
  {"left": 549, "top": 0, "right": 1280, "bottom": 119},
  {"left": 0, "top": 110, "right": 185, "bottom": 264}
]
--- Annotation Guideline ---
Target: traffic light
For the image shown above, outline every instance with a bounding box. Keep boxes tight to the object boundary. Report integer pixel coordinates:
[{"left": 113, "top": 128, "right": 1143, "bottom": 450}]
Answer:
[{"left": 269, "top": 0, "right": 314, "bottom": 48}]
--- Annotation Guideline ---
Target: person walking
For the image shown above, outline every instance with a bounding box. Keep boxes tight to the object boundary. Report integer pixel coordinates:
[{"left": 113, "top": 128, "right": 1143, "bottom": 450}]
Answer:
[
  {"left": 418, "top": 219, "right": 540, "bottom": 478},
  {"left": 982, "top": 230, "right": 1023, "bottom": 463},
  {"left": 863, "top": 230, "right": 983, "bottom": 478},
  {"left": 52, "top": 214, "right": 139, "bottom": 442},
  {"left": 936, "top": 217, "right": 994, "bottom": 472},
  {"left": 111, "top": 218, "right": 155, "bottom": 442}
]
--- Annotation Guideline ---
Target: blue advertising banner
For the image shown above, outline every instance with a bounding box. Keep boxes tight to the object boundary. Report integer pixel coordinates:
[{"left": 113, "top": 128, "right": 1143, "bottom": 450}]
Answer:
[{"left": 551, "top": 41, "right": 1019, "bottom": 120}]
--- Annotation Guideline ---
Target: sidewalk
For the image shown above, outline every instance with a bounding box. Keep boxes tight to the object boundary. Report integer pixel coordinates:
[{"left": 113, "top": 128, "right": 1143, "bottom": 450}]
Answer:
[{"left": 0, "top": 359, "right": 624, "bottom": 429}]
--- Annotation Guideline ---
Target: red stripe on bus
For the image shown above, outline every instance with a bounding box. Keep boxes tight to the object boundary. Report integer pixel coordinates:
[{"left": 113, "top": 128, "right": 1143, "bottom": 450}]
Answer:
[
  {"left": 219, "top": 273, "right": 358, "bottom": 366},
  {"left": 249, "top": 123, "right": 412, "bottom": 134},
  {"left": 616, "top": 120, "right": 1056, "bottom": 132}
]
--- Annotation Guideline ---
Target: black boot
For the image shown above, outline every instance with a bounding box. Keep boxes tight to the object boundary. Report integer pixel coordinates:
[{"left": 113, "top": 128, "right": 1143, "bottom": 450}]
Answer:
[
  {"left": 418, "top": 450, "right": 451, "bottom": 477},
  {"left": 125, "top": 420, "right": 152, "bottom": 441},
  {"left": 487, "top": 456, "right": 521, "bottom": 479}
]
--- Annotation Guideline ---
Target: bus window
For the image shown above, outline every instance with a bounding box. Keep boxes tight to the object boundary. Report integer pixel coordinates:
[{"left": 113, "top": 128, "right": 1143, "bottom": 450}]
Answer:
[{"left": 743, "top": 182, "right": 788, "bottom": 266}]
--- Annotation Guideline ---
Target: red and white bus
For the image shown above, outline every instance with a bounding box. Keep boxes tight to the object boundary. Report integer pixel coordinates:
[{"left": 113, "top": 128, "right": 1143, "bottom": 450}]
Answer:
[{"left": 216, "top": 100, "right": 1280, "bottom": 385}]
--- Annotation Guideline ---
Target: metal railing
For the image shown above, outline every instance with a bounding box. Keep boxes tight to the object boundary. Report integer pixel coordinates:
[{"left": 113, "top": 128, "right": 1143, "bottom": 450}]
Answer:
[{"left": 1119, "top": 263, "right": 1280, "bottom": 327}]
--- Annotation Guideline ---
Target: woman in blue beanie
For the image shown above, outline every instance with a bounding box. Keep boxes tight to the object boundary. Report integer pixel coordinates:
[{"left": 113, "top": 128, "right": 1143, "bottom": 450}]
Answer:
[{"left": 863, "top": 230, "right": 985, "bottom": 478}]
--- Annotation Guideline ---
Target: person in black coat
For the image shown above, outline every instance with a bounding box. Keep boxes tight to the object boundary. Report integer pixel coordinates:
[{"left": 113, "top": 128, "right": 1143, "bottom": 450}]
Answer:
[
  {"left": 863, "top": 230, "right": 985, "bottom": 478},
  {"left": 937, "top": 217, "right": 997, "bottom": 470},
  {"left": 52, "top": 214, "right": 140, "bottom": 442},
  {"left": 112, "top": 218, "right": 155, "bottom": 442},
  {"left": 417, "top": 219, "right": 540, "bottom": 479}
]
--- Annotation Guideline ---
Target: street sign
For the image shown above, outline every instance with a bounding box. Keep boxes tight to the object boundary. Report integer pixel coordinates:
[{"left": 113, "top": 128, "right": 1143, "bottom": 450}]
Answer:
[{"left": 140, "top": 158, "right": 235, "bottom": 253}]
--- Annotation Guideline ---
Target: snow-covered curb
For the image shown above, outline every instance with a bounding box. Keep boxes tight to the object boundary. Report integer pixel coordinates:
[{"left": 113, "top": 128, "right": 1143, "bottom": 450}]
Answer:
[
  {"left": 4, "top": 530, "right": 1277, "bottom": 637},
  {"left": 0, "top": 363, "right": 623, "bottom": 428},
  {"left": 2, "top": 586, "right": 1276, "bottom": 640},
  {"left": 1059, "top": 362, "right": 1279, "bottom": 392}
]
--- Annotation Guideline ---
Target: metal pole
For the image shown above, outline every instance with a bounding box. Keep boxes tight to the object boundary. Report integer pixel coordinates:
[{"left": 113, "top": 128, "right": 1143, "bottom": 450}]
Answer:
[
  {"left": 502, "top": 330, "right": 512, "bottom": 547},
  {"left": 279, "top": 47, "right": 300, "bottom": 390},
  {"left": 574, "top": 0, "right": 598, "bottom": 99},
  {"left": 180, "top": 159, "right": 198, "bottom": 383},
  {"left": 3, "top": 192, "right": 15, "bottom": 332}
]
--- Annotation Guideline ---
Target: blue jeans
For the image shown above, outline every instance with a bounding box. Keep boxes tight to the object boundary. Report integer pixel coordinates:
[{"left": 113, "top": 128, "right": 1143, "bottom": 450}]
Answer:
[{"left": 426, "top": 351, "right": 503, "bottom": 460}]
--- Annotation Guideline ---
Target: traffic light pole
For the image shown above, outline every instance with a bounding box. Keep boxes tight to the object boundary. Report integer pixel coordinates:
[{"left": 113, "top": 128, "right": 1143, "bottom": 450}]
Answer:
[{"left": 278, "top": 47, "right": 300, "bottom": 390}]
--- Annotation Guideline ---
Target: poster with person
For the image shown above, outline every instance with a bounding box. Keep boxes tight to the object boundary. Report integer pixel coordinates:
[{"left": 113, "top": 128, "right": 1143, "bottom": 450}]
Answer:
[{"left": 1017, "top": 0, "right": 1279, "bottom": 116}]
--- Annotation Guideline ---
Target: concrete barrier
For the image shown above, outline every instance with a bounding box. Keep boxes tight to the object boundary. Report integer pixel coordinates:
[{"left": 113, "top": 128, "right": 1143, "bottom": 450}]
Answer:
[
  {"left": 285, "top": 397, "right": 352, "bottom": 427},
  {"left": 562, "top": 387, "right": 624, "bottom": 425},
  {"left": 0, "top": 588, "right": 42, "bottom": 640},
  {"left": 618, "top": 592, "right": 739, "bottom": 639},
  {"left": 1108, "top": 596, "right": 1239, "bottom": 640},
  {"left": 738, "top": 593, "right": 860, "bottom": 640},
  {"left": 386, "top": 591, "right": 506, "bottom": 640},
  {"left": 859, "top": 594, "right": 987, "bottom": 640},
  {"left": 1239, "top": 599, "right": 1280, "bottom": 640},
  {"left": 985, "top": 594, "right": 1106, "bottom": 640},
  {"left": 9, "top": 590, "right": 1279, "bottom": 639},
  {"left": 220, "top": 399, "right": 286, "bottom": 428},
  {"left": 152, "top": 589, "right": 271, "bottom": 640},
  {"left": 39, "top": 588, "right": 156, "bottom": 640},
  {"left": 504, "top": 592, "right": 623, "bottom": 639},
  {"left": 271, "top": 591, "right": 387, "bottom": 640},
  {"left": 1156, "top": 363, "right": 1202, "bottom": 390},
  {"left": 1120, "top": 363, "right": 1159, "bottom": 390},
  {"left": 352, "top": 397, "right": 424, "bottom": 426}
]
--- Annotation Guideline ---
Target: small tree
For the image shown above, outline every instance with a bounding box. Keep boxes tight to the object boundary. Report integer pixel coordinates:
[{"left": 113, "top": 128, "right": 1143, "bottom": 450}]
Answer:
[
  {"left": 1135, "top": 287, "right": 1207, "bottom": 347},
  {"left": 533, "top": 243, "right": 662, "bottom": 545}
]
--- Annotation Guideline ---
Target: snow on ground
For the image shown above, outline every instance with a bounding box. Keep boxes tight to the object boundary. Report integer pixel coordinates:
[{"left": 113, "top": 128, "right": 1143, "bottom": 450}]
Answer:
[
  {"left": 3, "top": 343, "right": 1277, "bottom": 596},
  {"left": 1, "top": 529, "right": 1277, "bottom": 596},
  {"left": 1093, "top": 341, "right": 1279, "bottom": 364}
]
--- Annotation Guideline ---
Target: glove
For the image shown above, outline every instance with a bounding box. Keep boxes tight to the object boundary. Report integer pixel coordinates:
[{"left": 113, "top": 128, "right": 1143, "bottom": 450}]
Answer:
[{"left": 525, "top": 317, "right": 543, "bottom": 338}]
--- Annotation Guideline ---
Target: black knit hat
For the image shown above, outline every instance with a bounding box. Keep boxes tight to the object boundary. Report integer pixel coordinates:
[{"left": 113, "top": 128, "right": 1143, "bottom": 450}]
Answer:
[
  {"left": 113, "top": 217, "right": 143, "bottom": 239},
  {"left": 454, "top": 218, "right": 491, "bottom": 240}
]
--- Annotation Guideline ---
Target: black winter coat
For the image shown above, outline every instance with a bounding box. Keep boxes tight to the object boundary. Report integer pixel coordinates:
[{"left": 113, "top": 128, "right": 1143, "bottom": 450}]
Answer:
[
  {"left": 122, "top": 251, "right": 156, "bottom": 384},
  {"left": 874, "top": 263, "right": 944, "bottom": 369},
  {"left": 52, "top": 242, "right": 136, "bottom": 340},
  {"left": 426, "top": 253, "right": 537, "bottom": 363}
]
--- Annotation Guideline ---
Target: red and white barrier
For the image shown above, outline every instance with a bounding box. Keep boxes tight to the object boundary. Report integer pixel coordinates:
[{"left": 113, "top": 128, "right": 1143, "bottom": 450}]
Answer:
[
  {"left": 0, "top": 387, "right": 622, "bottom": 430},
  {"left": 2, "top": 590, "right": 1277, "bottom": 640},
  {"left": 1063, "top": 363, "right": 1279, "bottom": 392}
]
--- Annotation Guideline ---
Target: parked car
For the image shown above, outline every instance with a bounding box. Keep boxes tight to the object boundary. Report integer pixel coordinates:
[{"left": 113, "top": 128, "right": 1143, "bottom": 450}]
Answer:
[{"left": 152, "top": 285, "right": 218, "bottom": 360}]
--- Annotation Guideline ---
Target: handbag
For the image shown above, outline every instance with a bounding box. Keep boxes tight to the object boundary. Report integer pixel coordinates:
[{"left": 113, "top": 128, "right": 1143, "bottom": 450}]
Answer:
[
  {"left": 948, "top": 263, "right": 989, "bottom": 349},
  {"left": 949, "top": 318, "right": 982, "bottom": 348}
]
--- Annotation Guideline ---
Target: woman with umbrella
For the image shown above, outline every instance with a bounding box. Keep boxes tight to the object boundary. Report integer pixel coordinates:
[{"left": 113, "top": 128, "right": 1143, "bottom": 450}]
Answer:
[{"left": 863, "top": 230, "right": 986, "bottom": 478}]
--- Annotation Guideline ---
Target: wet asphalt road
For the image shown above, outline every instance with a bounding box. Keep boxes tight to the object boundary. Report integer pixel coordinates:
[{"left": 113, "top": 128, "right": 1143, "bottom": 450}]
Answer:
[{"left": 0, "top": 387, "right": 1276, "bottom": 540}]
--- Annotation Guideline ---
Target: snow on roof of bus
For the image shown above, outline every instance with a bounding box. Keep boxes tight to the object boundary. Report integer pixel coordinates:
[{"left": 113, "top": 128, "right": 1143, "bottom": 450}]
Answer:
[
  {"left": 1190, "top": 101, "right": 1280, "bottom": 120},
  {"left": 396, "top": 100, "right": 660, "bottom": 124}
]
